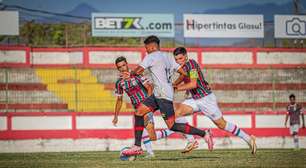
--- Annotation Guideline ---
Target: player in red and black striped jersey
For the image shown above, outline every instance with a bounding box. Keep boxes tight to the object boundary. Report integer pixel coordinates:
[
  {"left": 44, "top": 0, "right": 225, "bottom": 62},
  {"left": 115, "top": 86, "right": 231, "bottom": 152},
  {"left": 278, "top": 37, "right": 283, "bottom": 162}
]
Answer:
[
  {"left": 173, "top": 47, "right": 257, "bottom": 155},
  {"left": 284, "top": 94, "right": 305, "bottom": 149}
]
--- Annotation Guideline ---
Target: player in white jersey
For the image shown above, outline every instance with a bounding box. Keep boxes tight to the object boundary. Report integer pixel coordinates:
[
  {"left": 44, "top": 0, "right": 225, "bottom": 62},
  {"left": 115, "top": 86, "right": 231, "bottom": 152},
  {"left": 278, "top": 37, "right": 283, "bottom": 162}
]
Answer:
[{"left": 121, "top": 36, "right": 213, "bottom": 156}]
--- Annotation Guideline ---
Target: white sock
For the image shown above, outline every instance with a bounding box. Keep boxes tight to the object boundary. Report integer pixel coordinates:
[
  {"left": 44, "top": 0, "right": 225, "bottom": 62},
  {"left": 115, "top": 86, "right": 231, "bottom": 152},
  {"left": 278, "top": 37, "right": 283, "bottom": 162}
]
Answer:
[
  {"left": 293, "top": 135, "right": 299, "bottom": 148},
  {"left": 155, "top": 129, "right": 174, "bottom": 140},
  {"left": 142, "top": 129, "right": 154, "bottom": 155},
  {"left": 224, "top": 122, "right": 251, "bottom": 144},
  {"left": 175, "top": 117, "right": 195, "bottom": 142}
]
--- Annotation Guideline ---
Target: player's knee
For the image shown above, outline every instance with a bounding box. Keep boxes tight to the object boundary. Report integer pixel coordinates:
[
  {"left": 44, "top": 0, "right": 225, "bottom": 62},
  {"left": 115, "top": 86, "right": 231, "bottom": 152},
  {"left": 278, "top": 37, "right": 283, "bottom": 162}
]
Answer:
[
  {"left": 216, "top": 121, "right": 226, "bottom": 129},
  {"left": 135, "top": 111, "right": 143, "bottom": 116},
  {"left": 149, "top": 134, "right": 157, "bottom": 141}
]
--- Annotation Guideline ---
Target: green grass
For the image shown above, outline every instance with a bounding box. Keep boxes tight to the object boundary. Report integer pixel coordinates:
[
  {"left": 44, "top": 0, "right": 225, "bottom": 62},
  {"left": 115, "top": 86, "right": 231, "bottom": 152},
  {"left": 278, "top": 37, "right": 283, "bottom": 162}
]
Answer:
[{"left": 0, "top": 149, "right": 305, "bottom": 168}]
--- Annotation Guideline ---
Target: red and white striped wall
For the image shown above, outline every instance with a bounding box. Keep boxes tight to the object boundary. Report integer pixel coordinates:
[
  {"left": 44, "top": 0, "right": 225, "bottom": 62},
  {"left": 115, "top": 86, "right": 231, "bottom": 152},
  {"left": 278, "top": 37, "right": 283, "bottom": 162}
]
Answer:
[
  {"left": 0, "top": 111, "right": 305, "bottom": 140},
  {"left": 0, "top": 46, "right": 305, "bottom": 69}
]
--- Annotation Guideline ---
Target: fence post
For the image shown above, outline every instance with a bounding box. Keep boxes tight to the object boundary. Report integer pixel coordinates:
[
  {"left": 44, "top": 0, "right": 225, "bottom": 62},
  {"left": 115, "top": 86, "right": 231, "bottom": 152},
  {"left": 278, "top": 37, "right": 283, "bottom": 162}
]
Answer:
[
  {"left": 271, "top": 67, "right": 276, "bottom": 111},
  {"left": 5, "top": 68, "right": 9, "bottom": 113},
  {"left": 74, "top": 67, "right": 78, "bottom": 112}
]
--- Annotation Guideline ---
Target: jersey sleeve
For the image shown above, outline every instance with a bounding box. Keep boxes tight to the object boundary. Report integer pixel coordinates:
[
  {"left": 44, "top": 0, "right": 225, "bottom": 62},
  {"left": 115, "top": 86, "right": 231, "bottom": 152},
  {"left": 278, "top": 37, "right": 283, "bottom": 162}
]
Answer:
[
  {"left": 139, "top": 54, "right": 153, "bottom": 69},
  {"left": 114, "top": 79, "right": 123, "bottom": 96},
  {"left": 136, "top": 75, "right": 150, "bottom": 85}
]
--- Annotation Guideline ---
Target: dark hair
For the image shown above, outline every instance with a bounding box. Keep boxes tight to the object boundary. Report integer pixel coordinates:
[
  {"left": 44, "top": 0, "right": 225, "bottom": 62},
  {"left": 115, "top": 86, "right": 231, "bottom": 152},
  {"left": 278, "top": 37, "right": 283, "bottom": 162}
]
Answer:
[
  {"left": 173, "top": 47, "right": 187, "bottom": 56},
  {"left": 289, "top": 94, "right": 295, "bottom": 99},
  {"left": 144, "top": 35, "right": 160, "bottom": 45},
  {"left": 115, "top": 56, "right": 127, "bottom": 65}
]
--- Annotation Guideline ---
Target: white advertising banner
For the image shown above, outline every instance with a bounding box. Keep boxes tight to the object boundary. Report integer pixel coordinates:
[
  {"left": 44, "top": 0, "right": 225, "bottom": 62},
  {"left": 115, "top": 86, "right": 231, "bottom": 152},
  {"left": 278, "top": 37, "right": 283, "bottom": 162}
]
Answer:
[
  {"left": 0, "top": 11, "right": 19, "bottom": 35},
  {"left": 275, "top": 15, "right": 306, "bottom": 39},
  {"left": 184, "top": 14, "right": 264, "bottom": 38}
]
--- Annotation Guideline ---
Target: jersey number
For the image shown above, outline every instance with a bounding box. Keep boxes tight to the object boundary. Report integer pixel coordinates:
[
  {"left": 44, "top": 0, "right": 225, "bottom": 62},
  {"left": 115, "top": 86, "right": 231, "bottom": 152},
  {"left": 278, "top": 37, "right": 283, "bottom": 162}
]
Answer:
[{"left": 165, "top": 68, "right": 171, "bottom": 83}]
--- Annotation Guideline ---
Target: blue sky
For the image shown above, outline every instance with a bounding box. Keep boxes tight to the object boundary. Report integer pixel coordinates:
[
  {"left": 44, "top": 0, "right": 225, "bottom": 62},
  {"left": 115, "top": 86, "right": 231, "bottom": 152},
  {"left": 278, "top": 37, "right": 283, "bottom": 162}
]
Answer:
[{"left": 2, "top": 0, "right": 292, "bottom": 13}]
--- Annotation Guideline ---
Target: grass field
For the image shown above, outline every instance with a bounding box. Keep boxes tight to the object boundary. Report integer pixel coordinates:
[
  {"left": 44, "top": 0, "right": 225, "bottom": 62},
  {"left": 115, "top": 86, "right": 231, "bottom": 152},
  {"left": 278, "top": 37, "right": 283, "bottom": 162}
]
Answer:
[{"left": 0, "top": 149, "right": 305, "bottom": 168}]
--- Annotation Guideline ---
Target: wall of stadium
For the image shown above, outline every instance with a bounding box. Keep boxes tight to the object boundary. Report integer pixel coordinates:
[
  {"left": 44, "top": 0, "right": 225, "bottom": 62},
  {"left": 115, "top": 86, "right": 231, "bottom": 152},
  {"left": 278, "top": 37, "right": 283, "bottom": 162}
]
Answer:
[{"left": 0, "top": 46, "right": 305, "bottom": 152}]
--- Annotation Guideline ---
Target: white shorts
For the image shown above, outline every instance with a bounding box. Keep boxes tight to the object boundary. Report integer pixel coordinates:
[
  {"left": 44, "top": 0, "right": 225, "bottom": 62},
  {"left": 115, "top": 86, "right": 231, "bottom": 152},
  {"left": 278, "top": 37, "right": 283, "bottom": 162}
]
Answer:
[
  {"left": 182, "top": 93, "right": 222, "bottom": 121},
  {"left": 289, "top": 124, "right": 300, "bottom": 135}
]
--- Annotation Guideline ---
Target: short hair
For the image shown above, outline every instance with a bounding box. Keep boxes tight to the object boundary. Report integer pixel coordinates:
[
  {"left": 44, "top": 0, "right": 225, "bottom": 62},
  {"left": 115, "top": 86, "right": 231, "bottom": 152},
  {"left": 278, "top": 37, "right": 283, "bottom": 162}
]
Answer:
[
  {"left": 115, "top": 56, "right": 127, "bottom": 65},
  {"left": 289, "top": 94, "right": 295, "bottom": 99},
  {"left": 173, "top": 47, "right": 187, "bottom": 56},
  {"left": 144, "top": 35, "right": 160, "bottom": 46}
]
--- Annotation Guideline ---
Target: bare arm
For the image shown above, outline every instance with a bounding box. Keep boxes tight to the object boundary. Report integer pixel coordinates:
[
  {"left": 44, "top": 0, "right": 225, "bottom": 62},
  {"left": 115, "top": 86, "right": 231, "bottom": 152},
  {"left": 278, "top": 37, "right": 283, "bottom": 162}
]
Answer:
[
  {"left": 302, "top": 113, "right": 305, "bottom": 128},
  {"left": 143, "top": 82, "right": 153, "bottom": 96},
  {"left": 176, "top": 78, "right": 197, "bottom": 91},
  {"left": 284, "top": 113, "right": 289, "bottom": 127},
  {"left": 113, "top": 96, "right": 123, "bottom": 126},
  {"left": 120, "top": 65, "right": 145, "bottom": 79}
]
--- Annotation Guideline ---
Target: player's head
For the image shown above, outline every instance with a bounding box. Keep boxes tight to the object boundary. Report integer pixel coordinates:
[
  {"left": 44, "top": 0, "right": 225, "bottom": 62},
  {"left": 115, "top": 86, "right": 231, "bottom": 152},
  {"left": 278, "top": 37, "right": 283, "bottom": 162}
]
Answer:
[
  {"left": 289, "top": 94, "right": 296, "bottom": 104},
  {"left": 115, "top": 56, "right": 129, "bottom": 73},
  {"left": 144, "top": 35, "right": 160, "bottom": 54},
  {"left": 173, "top": 47, "right": 188, "bottom": 66}
]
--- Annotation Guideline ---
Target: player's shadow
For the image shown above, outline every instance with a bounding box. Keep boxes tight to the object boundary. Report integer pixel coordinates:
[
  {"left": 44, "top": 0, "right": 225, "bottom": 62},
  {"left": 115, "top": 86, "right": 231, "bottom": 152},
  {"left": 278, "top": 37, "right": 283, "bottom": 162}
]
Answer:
[{"left": 157, "top": 156, "right": 219, "bottom": 161}]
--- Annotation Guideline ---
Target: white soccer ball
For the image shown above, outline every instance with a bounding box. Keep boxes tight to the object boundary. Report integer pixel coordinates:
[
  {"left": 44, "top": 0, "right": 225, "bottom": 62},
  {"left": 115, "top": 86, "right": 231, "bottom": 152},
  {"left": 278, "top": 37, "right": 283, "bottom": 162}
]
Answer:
[{"left": 119, "top": 147, "right": 136, "bottom": 161}]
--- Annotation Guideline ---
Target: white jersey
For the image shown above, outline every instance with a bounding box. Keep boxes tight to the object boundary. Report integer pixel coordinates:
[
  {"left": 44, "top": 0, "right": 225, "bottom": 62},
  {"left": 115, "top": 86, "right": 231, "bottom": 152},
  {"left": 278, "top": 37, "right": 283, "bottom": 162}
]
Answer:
[{"left": 139, "top": 51, "right": 180, "bottom": 101}]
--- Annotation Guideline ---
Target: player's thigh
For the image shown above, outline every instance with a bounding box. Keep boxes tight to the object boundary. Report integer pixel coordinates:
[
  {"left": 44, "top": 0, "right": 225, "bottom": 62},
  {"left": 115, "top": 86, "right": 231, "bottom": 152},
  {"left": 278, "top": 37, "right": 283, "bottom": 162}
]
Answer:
[
  {"left": 174, "top": 101, "right": 194, "bottom": 117},
  {"left": 136, "top": 95, "right": 158, "bottom": 116},
  {"left": 198, "top": 93, "right": 223, "bottom": 121},
  {"left": 156, "top": 99, "right": 175, "bottom": 128},
  {"left": 290, "top": 124, "right": 300, "bottom": 135}
]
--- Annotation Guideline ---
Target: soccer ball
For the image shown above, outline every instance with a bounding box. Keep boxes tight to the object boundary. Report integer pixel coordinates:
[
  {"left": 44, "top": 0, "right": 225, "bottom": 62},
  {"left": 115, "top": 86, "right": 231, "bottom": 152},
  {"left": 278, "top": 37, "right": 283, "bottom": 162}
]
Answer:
[{"left": 119, "top": 147, "right": 136, "bottom": 161}]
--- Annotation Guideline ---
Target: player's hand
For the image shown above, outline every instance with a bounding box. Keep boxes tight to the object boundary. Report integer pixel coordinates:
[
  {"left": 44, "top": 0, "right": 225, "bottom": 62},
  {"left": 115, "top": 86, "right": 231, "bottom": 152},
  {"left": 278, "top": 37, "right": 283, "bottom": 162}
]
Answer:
[
  {"left": 120, "top": 71, "right": 130, "bottom": 79},
  {"left": 112, "top": 116, "right": 118, "bottom": 126}
]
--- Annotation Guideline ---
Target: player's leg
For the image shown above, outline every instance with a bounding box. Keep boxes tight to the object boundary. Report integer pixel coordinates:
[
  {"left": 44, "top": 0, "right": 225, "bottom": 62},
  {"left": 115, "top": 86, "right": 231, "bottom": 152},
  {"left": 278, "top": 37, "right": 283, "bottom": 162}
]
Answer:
[
  {"left": 142, "top": 112, "right": 174, "bottom": 157},
  {"left": 176, "top": 99, "right": 214, "bottom": 151},
  {"left": 122, "top": 95, "right": 157, "bottom": 156},
  {"left": 290, "top": 124, "right": 300, "bottom": 149},
  {"left": 199, "top": 93, "right": 256, "bottom": 154},
  {"left": 156, "top": 98, "right": 211, "bottom": 148}
]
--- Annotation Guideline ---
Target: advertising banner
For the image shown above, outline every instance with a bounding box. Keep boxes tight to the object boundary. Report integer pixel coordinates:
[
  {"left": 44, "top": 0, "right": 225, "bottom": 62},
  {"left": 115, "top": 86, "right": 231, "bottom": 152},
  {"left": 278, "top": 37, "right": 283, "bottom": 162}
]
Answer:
[
  {"left": 184, "top": 14, "right": 264, "bottom": 38},
  {"left": 92, "top": 13, "right": 174, "bottom": 37},
  {"left": 275, "top": 15, "right": 306, "bottom": 39}
]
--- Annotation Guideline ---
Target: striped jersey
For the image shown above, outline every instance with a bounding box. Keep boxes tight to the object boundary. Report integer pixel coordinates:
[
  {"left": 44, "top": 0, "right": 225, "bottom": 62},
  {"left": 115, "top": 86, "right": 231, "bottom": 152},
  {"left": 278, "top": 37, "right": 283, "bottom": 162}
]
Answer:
[
  {"left": 287, "top": 103, "right": 302, "bottom": 125},
  {"left": 183, "top": 59, "right": 212, "bottom": 99},
  {"left": 115, "top": 75, "right": 149, "bottom": 108}
]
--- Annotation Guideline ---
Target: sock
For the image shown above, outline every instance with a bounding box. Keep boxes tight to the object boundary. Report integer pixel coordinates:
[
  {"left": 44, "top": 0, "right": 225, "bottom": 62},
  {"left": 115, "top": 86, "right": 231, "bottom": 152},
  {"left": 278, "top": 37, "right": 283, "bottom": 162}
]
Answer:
[
  {"left": 156, "top": 129, "right": 174, "bottom": 140},
  {"left": 224, "top": 122, "right": 251, "bottom": 143},
  {"left": 134, "top": 115, "right": 144, "bottom": 147},
  {"left": 175, "top": 117, "right": 195, "bottom": 142},
  {"left": 293, "top": 135, "right": 299, "bottom": 148},
  {"left": 142, "top": 129, "right": 154, "bottom": 155},
  {"left": 170, "top": 122, "right": 206, "bottom": 137}
]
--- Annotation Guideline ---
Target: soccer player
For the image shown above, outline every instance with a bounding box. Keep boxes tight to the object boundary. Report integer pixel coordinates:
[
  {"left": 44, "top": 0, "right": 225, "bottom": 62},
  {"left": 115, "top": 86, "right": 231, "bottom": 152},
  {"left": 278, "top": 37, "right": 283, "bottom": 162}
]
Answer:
[
  {"left": 284, "top": 94, "right": 305, "bottom": 149},
  {"left": 112, "top": 56, "right": 197, "bottom": 157},
  {"left": 120, "top": 36, "right": 213, "bottom": 156},
  {"left": 172, "top": 47, "right": 257, "bottom": 154}
]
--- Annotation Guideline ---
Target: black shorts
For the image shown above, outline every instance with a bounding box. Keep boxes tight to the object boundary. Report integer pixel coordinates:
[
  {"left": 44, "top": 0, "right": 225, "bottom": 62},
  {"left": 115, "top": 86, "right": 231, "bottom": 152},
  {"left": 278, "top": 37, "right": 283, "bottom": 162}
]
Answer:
[{"left": 142, "top": 94, "right": 175, "bottom": 121}]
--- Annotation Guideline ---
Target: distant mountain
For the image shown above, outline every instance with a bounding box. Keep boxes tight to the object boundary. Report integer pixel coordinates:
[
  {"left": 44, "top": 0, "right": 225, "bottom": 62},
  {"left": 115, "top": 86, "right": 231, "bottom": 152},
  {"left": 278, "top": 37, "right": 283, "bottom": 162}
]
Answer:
[
  {"left": 47, "top": 3, "right": 99, "bottom": 23},
  {"left": 204, "top": 1, "right": 306, "bottom": 21}
]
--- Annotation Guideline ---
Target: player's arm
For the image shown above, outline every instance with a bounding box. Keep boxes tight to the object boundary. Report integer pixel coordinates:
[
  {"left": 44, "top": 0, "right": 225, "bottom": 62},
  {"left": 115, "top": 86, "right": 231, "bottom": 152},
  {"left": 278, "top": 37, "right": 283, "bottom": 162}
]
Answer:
[
  {"left": 299, "top": 104, "right": 305, "bottom": 128},
  {"left": 176, "top": 69, "right": 198, "bottom": 91},
  {"left": 120, "top": 66, "right": 145, "bottom": 79},
  {"left": 302, "top": 112, "right": 305, "bottom": 128},
  {"left": 113, "top": 96, "right": 123, "bottom": 126},
  {"left": 284, "top": 111, "right": 289, "bottom": 128},
  {"left": 143, "top": 82, "right": 153, "bottom": 96},
  {"left": 173, "top": 66, "right": 188, "bottom": 89}
]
